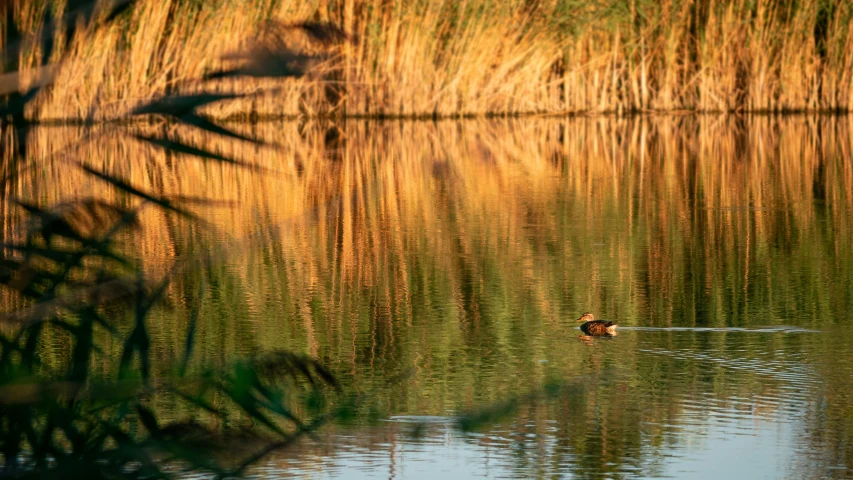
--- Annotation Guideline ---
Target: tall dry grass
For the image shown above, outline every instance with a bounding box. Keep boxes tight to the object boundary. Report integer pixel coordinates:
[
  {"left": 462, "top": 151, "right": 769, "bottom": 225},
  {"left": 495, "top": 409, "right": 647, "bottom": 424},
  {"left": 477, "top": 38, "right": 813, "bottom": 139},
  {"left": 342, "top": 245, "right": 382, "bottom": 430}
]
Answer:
[{"left": 6, "top": 0, "right": 853, "bottom": 119}]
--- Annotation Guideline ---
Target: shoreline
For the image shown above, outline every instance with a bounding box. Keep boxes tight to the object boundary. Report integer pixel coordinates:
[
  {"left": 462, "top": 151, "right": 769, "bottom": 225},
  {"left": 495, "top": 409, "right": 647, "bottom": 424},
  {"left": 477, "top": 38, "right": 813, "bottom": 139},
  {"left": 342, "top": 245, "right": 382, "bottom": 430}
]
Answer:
[{"left": 17, "top": 109, "right": 853, "bottom": 126}]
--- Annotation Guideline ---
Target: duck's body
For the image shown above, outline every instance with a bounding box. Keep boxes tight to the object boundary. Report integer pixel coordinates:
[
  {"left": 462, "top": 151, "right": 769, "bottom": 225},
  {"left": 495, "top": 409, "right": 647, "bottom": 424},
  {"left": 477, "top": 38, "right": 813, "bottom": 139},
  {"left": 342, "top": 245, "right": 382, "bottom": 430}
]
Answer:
[{"left": 576, "top": 313, "right": 617, "bottom": 336}]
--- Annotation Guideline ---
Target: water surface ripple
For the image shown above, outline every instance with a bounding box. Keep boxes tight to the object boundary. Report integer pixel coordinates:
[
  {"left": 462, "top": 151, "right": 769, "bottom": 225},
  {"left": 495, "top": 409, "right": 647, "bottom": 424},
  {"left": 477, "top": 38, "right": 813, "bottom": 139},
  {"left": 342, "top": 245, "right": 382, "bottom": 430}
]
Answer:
[{"left": 13, "top": 117, "right": 853, "bottom": 479}]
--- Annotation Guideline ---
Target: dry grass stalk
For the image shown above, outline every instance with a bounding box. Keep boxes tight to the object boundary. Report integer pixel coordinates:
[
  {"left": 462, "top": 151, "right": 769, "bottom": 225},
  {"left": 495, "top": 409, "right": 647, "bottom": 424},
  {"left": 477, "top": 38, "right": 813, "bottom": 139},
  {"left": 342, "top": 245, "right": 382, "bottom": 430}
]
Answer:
[{"left": 3, "top": 0, "right": 847, "bottom": 120}]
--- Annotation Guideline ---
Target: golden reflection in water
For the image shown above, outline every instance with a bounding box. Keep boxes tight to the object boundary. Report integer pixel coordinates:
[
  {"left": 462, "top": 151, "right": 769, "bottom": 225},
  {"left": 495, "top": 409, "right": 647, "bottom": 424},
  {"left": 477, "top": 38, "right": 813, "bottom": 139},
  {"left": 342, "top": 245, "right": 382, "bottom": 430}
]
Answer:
[
  {"left": 9, "top": 116, "right": 853, "bottom": 324},
  {"left": 3, "top": 116, "right": 853, "bottom": 477}
]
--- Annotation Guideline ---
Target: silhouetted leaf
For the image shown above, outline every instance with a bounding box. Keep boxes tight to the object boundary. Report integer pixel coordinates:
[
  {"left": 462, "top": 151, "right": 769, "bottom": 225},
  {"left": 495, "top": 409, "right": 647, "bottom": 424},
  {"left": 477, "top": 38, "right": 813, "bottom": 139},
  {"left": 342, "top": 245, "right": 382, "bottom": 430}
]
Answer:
[
  {"left": 131, "top": 93, "right": 245, "bottom": 116},
  {"left": 120, "top": 276, "right": 154, "bottom": 380},
  {"left": 16, "top": 197, "right": 140, "bottom": 244},
  {"left": 149, "top": 436, "right": 229, "bottom": 475},
  {"left": 138, "top": 266, "right": 177, "bottom": 315},
  {"left": 259, "top": 20, "right": 352, "bottom": 47},
  {"left": 170, "top": 388, "right": 223, "bottom": 417},
  {"left": 456, "top": 398, "right": 520, "bottom": 432},
  {"left": 136, "top": 405, "right": 160, "bottom": 436},
  {"left": 179, "top": 113, "right": 260, "bottom": 143},
  {"left": 288, "top": 21, "right": 352, "bottom": 46},
  {"left": 3, "top": 243, "right": 130, "bottom": 267},
  {"left": 251, "top": 350, "right": 341, "bottom": 391},
  {"left": 1, "top": 278, "right": 141, "bottom": 326},
  {"left": 1, "top": 0, "right": 138, "bottom": 73},
  {"left": 0, "top": 260, "right": 47, "bottom": 297},
  {"left": 132, "top": 134, "right": 271, "bottom": 171},
  {"left": 76, "top": 162, "right": 201, "bottom": 221},
  {"left": 223, "top": 365, "right": 290, "bottom": 437},
  {"left": 455, "top": 381, "right": 570, "bottom": 432},
  {"left": 103, "top": 0, "right": 137, "bottom": 23},
  {"left": 3, "top": 244, "right": 75, "bottom": 263},
  {"left": 179, "top": 279, "right": 206, "bottom": 377},
  {"left": 14, "top": 200, "right": 87, "bottom": 244},
  {"left": 205, "top": 51, "right": 324, "bottom": 80},
  {"left": 227, "top": 413, "right": 329, "bottom": 478}
]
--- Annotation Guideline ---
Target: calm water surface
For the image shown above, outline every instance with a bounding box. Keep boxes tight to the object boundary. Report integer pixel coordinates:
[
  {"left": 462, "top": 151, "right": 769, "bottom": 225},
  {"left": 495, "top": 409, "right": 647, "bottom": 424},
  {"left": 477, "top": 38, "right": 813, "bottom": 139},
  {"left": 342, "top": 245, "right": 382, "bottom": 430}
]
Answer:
[{"left": 10, "top": 117, "right": 853, "bottom": 479}]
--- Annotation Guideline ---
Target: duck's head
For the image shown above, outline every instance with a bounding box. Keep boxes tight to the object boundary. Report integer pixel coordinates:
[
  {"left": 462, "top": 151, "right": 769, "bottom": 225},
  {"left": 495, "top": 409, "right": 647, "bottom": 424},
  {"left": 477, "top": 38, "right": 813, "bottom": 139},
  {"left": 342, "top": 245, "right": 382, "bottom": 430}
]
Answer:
[{"left": 576, "top": 312, "right": 595, "bottom": 322}]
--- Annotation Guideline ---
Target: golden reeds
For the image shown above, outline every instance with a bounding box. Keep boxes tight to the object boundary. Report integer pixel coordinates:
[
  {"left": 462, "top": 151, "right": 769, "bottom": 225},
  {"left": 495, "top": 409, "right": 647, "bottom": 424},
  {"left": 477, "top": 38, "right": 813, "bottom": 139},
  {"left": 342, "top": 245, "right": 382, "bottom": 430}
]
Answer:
[{"left": 4, "top": 0, "right": 853, "bottom": 119}]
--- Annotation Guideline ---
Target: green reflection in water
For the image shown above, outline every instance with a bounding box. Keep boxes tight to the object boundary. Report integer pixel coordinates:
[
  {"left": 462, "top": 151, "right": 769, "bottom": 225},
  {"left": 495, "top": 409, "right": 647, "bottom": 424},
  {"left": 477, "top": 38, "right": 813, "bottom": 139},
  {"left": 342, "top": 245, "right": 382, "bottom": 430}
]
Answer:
[{"left": 7, "top": 117, "right": 853, "bottom": 478}]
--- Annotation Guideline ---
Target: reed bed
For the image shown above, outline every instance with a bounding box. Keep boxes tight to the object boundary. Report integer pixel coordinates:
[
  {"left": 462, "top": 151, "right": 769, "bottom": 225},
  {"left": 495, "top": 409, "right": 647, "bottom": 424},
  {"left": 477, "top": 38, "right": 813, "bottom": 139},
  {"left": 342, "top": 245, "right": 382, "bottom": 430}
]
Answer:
[{"left": 5, "top": 0, "right": 853, "bottom": 120}]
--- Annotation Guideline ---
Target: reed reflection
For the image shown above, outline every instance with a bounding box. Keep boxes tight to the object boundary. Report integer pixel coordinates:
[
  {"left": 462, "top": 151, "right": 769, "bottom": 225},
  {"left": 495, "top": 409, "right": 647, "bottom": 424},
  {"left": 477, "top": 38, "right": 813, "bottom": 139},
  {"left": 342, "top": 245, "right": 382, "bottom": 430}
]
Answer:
[{"left": 4, "top": 117, "right": 852, "bottom": 478}]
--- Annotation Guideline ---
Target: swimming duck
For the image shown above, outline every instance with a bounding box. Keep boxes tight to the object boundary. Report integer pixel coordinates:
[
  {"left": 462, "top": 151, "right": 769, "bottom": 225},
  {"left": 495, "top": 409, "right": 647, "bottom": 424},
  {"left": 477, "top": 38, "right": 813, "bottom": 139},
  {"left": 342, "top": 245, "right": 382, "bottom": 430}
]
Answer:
[{"left": 576, "top": 313, "right": 617, "bottom": 336}]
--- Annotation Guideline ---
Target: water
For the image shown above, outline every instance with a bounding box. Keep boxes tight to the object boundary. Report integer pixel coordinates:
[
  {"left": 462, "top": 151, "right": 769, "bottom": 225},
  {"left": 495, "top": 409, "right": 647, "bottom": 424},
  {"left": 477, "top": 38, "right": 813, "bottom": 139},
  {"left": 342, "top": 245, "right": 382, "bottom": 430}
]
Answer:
[
  {"left": 246, "top": 327, "right": 845, "bottom": 479},
  {"left": 5, "top": 117, "right": 853, "bottom": 478}
]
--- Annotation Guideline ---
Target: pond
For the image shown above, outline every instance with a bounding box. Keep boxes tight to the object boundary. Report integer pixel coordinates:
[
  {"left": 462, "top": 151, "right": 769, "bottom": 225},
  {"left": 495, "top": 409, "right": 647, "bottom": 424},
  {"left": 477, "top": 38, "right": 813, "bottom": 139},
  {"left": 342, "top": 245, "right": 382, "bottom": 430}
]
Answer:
[{"left": 7, "top": 116, "right": 853, "bottom": 478}]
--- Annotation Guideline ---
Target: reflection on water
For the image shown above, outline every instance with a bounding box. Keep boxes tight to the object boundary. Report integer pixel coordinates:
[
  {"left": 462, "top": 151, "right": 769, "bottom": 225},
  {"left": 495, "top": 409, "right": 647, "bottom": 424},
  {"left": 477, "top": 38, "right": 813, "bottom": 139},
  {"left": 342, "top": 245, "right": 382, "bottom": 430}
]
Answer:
[
  {"left": 255, "top": 397, "right": 798, "bottom": 480},
  {"left": 623, "top": 326, "right": 820, "bottom": 332},
  {"left": 256, "top": 328, "right": 842, "bottom": 479},
  {"left": 4, "top": 117, "right": 853, "bottom": 478}
]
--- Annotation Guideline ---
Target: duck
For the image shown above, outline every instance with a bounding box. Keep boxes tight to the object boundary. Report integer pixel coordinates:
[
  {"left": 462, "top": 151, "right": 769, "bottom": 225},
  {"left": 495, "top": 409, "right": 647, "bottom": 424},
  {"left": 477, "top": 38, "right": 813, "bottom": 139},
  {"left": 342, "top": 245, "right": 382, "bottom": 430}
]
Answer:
[{"left": 576, "top": 313, "right": 617, "bottom": 336}]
